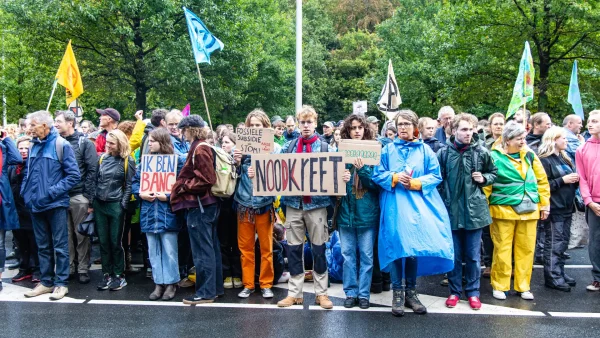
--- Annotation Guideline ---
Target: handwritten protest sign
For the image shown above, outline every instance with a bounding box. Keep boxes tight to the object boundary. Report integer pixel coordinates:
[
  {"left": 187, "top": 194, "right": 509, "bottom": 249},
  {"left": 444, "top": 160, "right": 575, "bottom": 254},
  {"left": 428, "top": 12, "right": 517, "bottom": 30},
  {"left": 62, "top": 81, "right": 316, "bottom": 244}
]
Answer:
[
  {"left": 337, "top": 139, "right": 381, "bottom": 165},
  {"left": 252, "top": 152, "right": 346, "bottom": 197},
  {"left": 140, "top": 154, "right": 178, "bottom": 194},
  {"left": 236, "top": 127, "right": 275, "bottom": 154}
]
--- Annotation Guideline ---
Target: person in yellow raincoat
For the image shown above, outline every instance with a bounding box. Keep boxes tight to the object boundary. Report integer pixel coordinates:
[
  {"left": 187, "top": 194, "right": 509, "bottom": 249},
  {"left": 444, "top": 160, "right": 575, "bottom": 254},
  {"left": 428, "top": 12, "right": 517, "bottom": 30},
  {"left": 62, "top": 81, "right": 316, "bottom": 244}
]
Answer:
[{"left": 484, "top": 121, "right": 550, "bottom": 301}]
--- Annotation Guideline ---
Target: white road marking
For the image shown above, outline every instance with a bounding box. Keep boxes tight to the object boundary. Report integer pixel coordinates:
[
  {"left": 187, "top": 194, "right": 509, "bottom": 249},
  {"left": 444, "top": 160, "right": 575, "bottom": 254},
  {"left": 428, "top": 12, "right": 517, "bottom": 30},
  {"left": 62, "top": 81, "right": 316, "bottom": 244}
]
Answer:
[{"left": 549, "top": 312, "right": 600, "bottom": 318}]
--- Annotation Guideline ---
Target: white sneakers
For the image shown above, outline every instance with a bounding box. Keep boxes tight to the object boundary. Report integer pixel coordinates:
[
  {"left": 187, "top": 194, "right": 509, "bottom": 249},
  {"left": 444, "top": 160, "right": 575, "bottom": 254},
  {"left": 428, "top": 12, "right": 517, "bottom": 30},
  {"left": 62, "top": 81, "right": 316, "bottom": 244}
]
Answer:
[
  {"left": 520, "top": 291, "right": 534, "bottom": 300},
  {"left": 49, "top": 286, "right": 69, "bottom": 301},
  {"left": 24, "top": 284, "right": 68, "bottom": 300},
  {"left": 492, "top": 289, "right": 507, "bottom": 300}
]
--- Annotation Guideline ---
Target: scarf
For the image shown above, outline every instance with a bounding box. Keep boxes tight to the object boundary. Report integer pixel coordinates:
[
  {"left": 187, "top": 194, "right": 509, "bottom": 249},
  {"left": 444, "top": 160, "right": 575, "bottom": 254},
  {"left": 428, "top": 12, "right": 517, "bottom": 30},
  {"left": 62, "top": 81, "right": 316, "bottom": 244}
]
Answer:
[
  {"left": 297, "top": 134, "right": 319, "bottom": 204},
  {"left": 454, "top": 140, "right": 470, "bottom": 154},
  {"left": 351, "top": 169, "right": 367, "bottom": 200}
]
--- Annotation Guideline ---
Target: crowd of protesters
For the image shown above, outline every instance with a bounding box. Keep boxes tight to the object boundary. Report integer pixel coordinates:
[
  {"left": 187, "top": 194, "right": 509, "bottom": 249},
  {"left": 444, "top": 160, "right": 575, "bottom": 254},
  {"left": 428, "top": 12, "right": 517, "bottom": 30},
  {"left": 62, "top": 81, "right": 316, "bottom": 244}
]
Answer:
[{"left": 0, "top": 104, "right": 598, "bottom": 317}]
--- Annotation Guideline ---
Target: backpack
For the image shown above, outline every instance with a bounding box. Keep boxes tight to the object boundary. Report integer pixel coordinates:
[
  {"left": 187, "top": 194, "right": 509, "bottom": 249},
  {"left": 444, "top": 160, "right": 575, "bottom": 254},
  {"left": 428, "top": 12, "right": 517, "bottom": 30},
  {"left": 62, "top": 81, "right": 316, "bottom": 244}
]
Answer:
[
  {"left": 192, "top": 142, "right": 237, "bottom": 198},
  {"left": 29, "top": 136, "right": 67, "bottom": 163}
]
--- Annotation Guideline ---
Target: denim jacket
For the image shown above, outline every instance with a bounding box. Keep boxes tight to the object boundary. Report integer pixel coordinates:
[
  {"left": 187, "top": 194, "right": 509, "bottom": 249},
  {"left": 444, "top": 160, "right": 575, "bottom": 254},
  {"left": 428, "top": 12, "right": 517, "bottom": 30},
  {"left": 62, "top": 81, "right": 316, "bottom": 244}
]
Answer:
[
  {"left": 234, "top": 155, "right": 275, "bottom": 210},
  {"left": 279, "top": 135, "right": 333, "bottom": 211}
]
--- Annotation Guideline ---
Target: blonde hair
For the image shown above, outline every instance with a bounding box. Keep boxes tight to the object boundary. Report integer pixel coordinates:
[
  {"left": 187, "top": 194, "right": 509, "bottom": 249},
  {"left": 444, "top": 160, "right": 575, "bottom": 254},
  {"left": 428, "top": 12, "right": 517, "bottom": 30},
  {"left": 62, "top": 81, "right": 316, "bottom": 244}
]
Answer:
[
  {"left": 186, "top": 126, "right": 208, "bottom": 141},
  {"left": 245, "top": 109, "right": 271, "bottom": 128},
  {"left": 538, "top": 126, "right": 573, "bottom": 166},
  {"left": 296, "top": 105, "right": 318, "bottom": 122},
  {"left": 106, "top": 129, "right": 131, "bottom": 159},
  {"left": 418, "top": 117, "right": 434, "bottom": 132},
  {"left": 589, "top": 110, "right": 600, "bottom": 117},
  {"left": 451, "top": 113, "right": 478, "bottom": 131}
]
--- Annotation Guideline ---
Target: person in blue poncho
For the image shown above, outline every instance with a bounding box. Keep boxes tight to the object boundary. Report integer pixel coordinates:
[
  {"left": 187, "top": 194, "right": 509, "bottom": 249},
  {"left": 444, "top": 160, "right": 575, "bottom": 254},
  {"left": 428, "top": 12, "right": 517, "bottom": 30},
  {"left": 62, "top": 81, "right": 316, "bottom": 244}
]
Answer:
[{"left": 373, "top": 109, "right": 454, "bottom": 317}]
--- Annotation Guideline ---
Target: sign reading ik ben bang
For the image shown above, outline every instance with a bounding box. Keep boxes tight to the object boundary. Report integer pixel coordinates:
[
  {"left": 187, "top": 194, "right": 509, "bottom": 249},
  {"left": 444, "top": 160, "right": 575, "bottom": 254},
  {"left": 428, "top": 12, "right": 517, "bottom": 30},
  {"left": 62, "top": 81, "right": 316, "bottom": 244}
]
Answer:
[
  {"left": 140, "top": 154, "right": 178, "bottom": 194},
  {"left": 252, "top": 153, "right": 346, "bottom": 196}
]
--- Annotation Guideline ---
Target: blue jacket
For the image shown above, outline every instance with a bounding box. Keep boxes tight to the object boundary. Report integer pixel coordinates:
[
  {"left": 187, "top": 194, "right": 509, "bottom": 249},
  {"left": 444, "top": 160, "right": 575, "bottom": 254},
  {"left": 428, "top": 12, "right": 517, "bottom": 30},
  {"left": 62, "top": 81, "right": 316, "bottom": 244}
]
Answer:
[
  {"left": 234, "top": 155, "right": 275, "bottom": 210},
  {"left": 372, "top": 138, "right": 454, "bottom": 276},
  {"left": 283, "top": 129, "right": 300, "bottom": 142},
  {"left": 0, "top": 137, "right": 23, "bottom": 230},
  {"left": 21, "top": 128, "right": 81, "bottom": 213},
  {"left": 171, "top": 135, "right": 190, "bottom": 160},
  {"left": 132, "top": 155, "right": 184, "bottom": 233},
  {"left": 279, "top": 135, "right": 333, "bottom": 211},
  {"left": 564, "top": 128, "right": 580, "bottom": 165},
  {"left": 434, "top": 126, "right": 447, "bottom": 144}
]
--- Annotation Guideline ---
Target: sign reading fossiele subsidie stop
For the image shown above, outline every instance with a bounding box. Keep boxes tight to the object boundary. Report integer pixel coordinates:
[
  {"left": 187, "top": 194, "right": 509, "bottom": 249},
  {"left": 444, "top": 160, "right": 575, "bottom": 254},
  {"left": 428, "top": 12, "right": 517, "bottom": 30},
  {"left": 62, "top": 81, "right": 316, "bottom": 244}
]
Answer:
[
  {"left": 236, "top": 127, "right": 275, "bottom": 154},
  {"left": 337, "top": 139, "right": 381, "bottom": 165},
  {"left": 251, "top": 152, "right": 346, "bottom": 197},
  {"left": 140, "top": 154, "right": 178, "bottom": 194}
]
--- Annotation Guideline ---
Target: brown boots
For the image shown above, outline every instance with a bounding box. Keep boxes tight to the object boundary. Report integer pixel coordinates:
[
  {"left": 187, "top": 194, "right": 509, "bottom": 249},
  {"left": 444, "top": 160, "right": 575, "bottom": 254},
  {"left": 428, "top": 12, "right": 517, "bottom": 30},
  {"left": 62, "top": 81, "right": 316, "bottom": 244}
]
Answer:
[{"left": 149, "top": 284, "right": 177, "bottom": 301}]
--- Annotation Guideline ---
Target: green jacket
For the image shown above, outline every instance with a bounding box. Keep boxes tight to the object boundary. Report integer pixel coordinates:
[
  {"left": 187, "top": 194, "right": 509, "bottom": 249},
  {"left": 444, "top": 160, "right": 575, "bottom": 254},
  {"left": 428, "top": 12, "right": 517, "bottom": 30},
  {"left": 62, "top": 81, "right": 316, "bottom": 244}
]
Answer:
[
  {"left": 489, "top": 150, "right": 540, "bottom": 205},
  {"left": 438, "top": 136, "right": 498, "bottom": 231},
  {"left": 335, "top": 164, "right": 380, "bottom": 228}
]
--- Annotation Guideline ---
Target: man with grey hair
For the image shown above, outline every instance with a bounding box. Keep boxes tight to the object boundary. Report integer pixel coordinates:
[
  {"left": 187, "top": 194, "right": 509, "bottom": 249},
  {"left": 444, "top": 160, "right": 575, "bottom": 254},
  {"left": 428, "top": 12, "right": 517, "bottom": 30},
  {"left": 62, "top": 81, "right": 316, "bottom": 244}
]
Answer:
[
  {"left": 562, "top": 114, "right": 584, "bottom": 163},
  {"left": 434, "top": 106, "right": 455, "bottom": 143},
  {"left": 54, "top": 110, "right": 98, "bottom": 284},
  {"left": 22, "top": 110, "right": 80, "bottom": 300}
]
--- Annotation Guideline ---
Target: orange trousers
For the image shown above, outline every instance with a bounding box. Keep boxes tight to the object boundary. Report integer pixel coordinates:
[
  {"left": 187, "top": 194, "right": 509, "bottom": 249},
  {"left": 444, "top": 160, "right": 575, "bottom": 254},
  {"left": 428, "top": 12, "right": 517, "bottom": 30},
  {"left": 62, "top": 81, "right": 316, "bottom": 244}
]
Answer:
[{"left": 238, "top": 210, "right": 274, "bottom": 289}]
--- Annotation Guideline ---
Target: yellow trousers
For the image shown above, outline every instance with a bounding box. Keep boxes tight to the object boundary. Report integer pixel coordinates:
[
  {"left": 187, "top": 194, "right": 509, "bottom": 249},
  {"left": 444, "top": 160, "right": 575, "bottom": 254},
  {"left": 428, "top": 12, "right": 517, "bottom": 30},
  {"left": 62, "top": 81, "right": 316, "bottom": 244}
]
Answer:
[{"left": 490, "top": 218, "right": 537, "bottom": 292}]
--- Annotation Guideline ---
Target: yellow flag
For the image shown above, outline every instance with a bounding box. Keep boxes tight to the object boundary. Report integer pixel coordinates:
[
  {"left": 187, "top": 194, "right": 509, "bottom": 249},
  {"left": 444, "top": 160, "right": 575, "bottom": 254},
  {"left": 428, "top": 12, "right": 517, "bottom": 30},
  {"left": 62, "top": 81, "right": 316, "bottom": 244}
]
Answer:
[{"left": 55, "top": 40, "right": 84, "bottom": 106}]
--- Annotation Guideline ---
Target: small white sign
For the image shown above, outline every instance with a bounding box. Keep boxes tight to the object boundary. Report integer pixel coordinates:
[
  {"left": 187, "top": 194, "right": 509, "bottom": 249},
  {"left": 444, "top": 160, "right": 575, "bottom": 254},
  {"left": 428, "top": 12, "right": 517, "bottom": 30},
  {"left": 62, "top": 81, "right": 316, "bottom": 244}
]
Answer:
[{"left": 353, "top": 101, "right": 368, "bottom": 115}]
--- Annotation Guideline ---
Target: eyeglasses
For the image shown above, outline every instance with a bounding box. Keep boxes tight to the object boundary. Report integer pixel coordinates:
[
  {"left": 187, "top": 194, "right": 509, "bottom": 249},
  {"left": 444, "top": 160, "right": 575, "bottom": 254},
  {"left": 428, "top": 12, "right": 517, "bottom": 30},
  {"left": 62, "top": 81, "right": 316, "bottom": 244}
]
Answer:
[
  {"left": 397, "top": 122, "right": 413, "bottom": 128},
  {"left": 299, "top": 120, "right": 314, "bottom": 125}
]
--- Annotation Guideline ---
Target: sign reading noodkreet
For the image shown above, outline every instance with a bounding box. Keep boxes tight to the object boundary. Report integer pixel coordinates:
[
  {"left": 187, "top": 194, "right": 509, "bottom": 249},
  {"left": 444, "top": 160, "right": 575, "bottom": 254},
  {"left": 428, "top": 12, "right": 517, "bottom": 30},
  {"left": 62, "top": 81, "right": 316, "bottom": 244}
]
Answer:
[
  {"left": 236, "top": 127, "right": 275, "bottom": 154},
  {"left": 337, "top": 139, "right": 381, "bottom": 165},
  {"left": 252, "top": 152, "right": 346, "bottom": 196}
]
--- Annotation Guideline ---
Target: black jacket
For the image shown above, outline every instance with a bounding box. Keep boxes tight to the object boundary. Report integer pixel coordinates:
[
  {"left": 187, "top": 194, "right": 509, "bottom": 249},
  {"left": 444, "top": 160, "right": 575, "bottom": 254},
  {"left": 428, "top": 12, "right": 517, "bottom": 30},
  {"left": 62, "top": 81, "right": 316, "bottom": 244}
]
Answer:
[
  {"left": 423, "top": 137, "right": 443, "bottom": 153},
  {"left": 95, "top": 154, "right": 136, "bottom": 209},
  {"left": 8, "top": 164, "right": 32, "bottom": 229},
  {"left": 65, "top": 131, "right": 98, "bottom": 201},
  {"left": 540, "top": 154, "right": 577, "bottom": 215},
  {"left": 526, "top": 133, "right": 543, "bottom": 154}
]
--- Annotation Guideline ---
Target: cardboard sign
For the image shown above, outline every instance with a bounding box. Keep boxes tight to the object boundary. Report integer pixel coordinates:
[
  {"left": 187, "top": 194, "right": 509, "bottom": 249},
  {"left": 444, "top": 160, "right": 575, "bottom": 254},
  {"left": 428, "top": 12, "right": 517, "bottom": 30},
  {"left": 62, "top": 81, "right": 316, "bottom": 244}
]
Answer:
[
  {"left": 140, "top": 154, "right": 178, "bottom": 194},
  {"left": 337, "top": 139, "right": 381, "bottom": 165},
  {"left": 353, "top": 100, "right": 368, "bottom": 115},
  {"left": 252, "top": 152, "right": 346, "bottom": 197},
  {"left": 236, "top": 127, "right": 275, "bottom": 154}
]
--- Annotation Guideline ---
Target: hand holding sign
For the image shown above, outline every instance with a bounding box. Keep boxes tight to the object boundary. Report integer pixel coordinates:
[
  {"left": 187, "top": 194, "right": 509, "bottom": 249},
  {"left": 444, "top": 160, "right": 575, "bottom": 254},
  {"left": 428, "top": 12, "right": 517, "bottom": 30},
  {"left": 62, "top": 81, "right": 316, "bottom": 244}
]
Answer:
[
  {"left": 236, "top": 128, "right": 275, "bottom": 155},
  {"left": 338, "top": 139, "right": 381, "bottom": 165}
]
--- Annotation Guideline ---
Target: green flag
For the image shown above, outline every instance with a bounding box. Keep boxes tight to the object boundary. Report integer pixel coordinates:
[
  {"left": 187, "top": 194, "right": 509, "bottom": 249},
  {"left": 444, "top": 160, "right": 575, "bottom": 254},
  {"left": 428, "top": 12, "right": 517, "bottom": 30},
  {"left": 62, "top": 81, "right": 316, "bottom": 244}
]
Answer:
[{"left": 506, "top": 41, "right": 535, "bottom": 119}]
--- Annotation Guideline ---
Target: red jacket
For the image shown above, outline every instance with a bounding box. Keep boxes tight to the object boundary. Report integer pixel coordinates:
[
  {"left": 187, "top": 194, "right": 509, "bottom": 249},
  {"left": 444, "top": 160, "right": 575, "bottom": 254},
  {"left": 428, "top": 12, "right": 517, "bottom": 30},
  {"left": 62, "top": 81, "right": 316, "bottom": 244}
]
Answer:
[{"left": 95, "top": 130, "right": 107, "bottom": 155}]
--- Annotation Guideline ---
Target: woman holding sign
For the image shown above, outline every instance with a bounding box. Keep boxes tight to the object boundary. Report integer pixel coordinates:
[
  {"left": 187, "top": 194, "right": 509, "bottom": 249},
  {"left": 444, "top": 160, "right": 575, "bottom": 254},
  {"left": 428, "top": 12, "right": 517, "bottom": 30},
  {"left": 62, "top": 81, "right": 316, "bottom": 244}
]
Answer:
[
  {"left": 336, "top": 114, "right": 380, "bottom": 309},
  {"left": 373, "top": 109, "right": 453, "bottom": 317},
  {"left": 132, "top": 128, "right": 185, "bottom": 301}
]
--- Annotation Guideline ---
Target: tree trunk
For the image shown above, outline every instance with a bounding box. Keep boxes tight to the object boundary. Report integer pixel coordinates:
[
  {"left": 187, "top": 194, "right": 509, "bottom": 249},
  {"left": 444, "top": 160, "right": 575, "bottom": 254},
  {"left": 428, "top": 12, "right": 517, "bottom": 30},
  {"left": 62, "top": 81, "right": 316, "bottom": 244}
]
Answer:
[
  {"left": 132, "top": 15, "right": 147, "bottom": 112},
  {"left": 537, "top": 58, "right": 550, "bottom": 112}
]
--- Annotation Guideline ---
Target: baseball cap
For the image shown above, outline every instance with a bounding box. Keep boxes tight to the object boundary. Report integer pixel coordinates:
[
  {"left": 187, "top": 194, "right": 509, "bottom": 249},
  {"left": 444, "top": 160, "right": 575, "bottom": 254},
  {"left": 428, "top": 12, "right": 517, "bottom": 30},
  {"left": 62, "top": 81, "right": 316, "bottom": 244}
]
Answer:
[
  {"left": 366, "top": 116, "right": 380, "bottom": 123},
  {"left": 96, "top": 108, "right": 121, "bottom": 122},
  {"left": 323, "top": 121, "right": 334, "bottom": 128}
]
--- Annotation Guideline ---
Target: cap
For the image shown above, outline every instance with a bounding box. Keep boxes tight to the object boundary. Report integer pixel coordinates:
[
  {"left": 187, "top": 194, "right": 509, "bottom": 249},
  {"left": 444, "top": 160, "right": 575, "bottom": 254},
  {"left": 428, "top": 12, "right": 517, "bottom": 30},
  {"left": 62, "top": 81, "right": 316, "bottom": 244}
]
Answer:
[
  {"left": 323, "top": 121, "right": 334, "bottom": 128},
  {"left": 271, "top": 115, "right": 283, "bottom": 124},
  {"left": 366, "top": 116, "right": 380, "bottom": 123},
  {"left": 96, "top": 108, "right": 121, "bottom": 122},
  {"left": 177, "top": 115, "right": 206, "bottom": 129}
]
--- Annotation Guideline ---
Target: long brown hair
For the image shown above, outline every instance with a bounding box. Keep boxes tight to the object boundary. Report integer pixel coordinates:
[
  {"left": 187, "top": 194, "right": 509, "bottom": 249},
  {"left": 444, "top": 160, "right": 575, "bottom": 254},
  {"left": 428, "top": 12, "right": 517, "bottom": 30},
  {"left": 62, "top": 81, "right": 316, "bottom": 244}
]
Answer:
[
  {"left": 149, "top": 128, "right": 174, "bottom": 154},
  {"left": 340, "top": 113, "right": 373, "bottom": 140}
]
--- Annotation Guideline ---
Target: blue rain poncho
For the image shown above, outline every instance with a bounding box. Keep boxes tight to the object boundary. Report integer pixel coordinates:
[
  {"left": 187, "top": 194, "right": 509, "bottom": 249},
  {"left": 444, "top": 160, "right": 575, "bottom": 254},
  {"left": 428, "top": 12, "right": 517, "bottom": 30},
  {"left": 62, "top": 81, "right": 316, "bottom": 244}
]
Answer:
[{"left": 372, "top": 138, "right": 454, "bottom": 276}]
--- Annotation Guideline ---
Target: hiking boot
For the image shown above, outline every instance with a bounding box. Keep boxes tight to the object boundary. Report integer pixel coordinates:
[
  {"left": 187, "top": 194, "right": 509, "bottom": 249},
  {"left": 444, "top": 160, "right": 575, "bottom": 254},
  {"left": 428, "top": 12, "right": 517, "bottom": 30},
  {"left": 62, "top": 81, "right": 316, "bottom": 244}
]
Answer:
[
  {"left": 162, "top": 284, "right": 177, "bottom": 301},
  {"left": 233, "top": 277, "right": 243, "bottom": 288},
  {"left": 563, "top": 274, "right": 576, "bottom": 287},
  {"left": 445, "top": 295, "right": 459, "bottom": 308},
  {"left": 237, "top": 288, "right": 255, "bottom": 298},
  {"left": 78, "top": 273, "right": 90, "bottom": 284},
  {"left": 149, "top": 284, "right": 165, "bottom": 301},
  {"left": 545, "top": 282, "right": 571, "bottom": 292},
  {"left": 315, "top": 295, "right": 333, "bottom": 309},
  {"left": 382, "top": 283, "right": 391, "bottom": 292},
  {"left": 109, "top": 275, "right": 127, "bottom": 291},
  {"left": 586, "top": 281, "right": 600, "bottom": 291},
  {"left": 277, "top": 296, "right": 303, "bottom": 307},
  {"left": 24, "top": 283, "right": 54, "bottom": 298},
  {"left": 97, "top": 274, "right": 112, "bottom": 290},
  {"left": 223, "top": 277, "right": 233, "bottom": 289},
  {"left": 12, "top": 271, "right": 32, "bottom": 282},
  {"left": 358, "top": 298, "right": 370, "bottom": 309},
  {"left": 391, "top": 290, "right": 405, "bottom": 317},
  {"left": 344, "top": 297, "right": 357, "bottom": 308},
  {"left": 370, "top": 282, "right": 383, "bottom": 294},
  {"left": 261, "top": 288, "right": 274, "bottom": 299},
  {"left": 49, "top": 286, "right": 69, "bottom": 301},
  {"left": 183, "top": 296, "right": 214, "bottom": 304},
  {"left": 405, "top": 289, "right": 427, "bottom": 314}
]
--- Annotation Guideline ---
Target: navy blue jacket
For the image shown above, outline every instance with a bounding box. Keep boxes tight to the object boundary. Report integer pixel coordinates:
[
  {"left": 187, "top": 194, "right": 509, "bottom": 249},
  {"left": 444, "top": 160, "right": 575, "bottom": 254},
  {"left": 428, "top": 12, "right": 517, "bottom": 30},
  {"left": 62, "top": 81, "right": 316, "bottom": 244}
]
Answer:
[
  {"left": 21, "top": 128, "right": 81, "bottom": 213},
  {"left": 434, "top": 127, "right": 448, "bottom": 144},
  {"left": 0, "top": 138, "right": 23, "bottom": 230}
]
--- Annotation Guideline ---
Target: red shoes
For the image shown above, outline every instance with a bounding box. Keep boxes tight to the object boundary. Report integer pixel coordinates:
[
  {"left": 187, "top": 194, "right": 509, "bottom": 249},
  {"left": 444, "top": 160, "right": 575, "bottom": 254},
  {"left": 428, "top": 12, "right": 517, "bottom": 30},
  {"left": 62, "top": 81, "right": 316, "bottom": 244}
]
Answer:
[
  {"left": 445, "top": 295, "right": 459, "bottom": 308},
  {"left": 468, "top": 296, "right": 482, "bottom": 310},
  {"left": 446, "top": 295, "right": 482, "bottom": 310}
]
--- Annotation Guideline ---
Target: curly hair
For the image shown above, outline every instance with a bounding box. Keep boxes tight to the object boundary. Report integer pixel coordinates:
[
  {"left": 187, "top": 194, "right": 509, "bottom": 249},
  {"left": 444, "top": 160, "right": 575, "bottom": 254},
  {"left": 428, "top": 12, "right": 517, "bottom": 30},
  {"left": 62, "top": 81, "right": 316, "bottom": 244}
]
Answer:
[
  {"left": 117, "top": 120, "right": 136, "bottom": 139},
  {"left": 340, "top": 113, "right": 373, "bottom": 140}
]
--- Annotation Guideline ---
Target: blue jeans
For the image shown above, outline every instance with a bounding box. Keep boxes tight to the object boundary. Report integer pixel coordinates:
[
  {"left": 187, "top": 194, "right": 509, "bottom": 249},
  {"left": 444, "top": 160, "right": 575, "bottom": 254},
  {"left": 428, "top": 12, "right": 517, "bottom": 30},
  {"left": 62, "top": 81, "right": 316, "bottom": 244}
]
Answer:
[
  {"left": 340, "top": 226, "right": 375, "bottom": 299},
  {"left": 0, "top": 230, "right": 5, "bottom": 273},
  {"left": 187, "top": 204, "right": 224, "bottom": 299},
  {"left": 391, "top": 257, "right": 417, "bottom": 290},
  {"left": 147, "top": 232, "right": 180, "bottom": 285},
  {"left": 448, "top": 228, "right": 483, "bottom": 297},
  {"left": 31, "top": 207, "right": 69, "bottom": 287}
]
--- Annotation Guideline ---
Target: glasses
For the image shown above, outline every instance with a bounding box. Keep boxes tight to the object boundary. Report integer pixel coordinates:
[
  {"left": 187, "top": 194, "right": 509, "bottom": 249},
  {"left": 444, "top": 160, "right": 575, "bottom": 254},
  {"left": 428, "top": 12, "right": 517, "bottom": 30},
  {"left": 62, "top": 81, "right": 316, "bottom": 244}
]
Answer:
[
  {"left": 299, "top": 120, "right": 314, "bottom": 125},
  {"left": 397, "top": 122, "right": 413, "bottom": 128}
]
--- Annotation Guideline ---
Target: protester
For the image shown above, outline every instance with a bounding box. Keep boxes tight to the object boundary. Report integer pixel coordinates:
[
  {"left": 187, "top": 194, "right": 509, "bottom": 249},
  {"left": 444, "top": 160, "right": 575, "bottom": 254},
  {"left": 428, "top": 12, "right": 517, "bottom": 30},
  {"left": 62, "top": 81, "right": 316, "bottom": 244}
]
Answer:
[
  {"left": 385, "top": 125, "right": 397, "bottom": 140},
  {"left": 80, "top": 120, "right": 97, "bottom": 137},
  {"left": 320, "top": 121, "right": 335, "bottom": 144},
  {"left": 538, "top": 127, "right": 578, "bottom": 292},
  {"left": 477, "top": 119, "right": 490, "bottom": 140},
  {"left": 170, "top": 115, "right": 222, "bottom": 304},
  {"left": 9, "top": 136, "right": 40, "bottom": 283},
  {"left": 54, "top": 111, "right": 98, "bottom": 284},
  {"left": 217, "top": 131, "right": 242, "bottom": 289},
  {"left": 373, "top": 109, "right": 454, "bottom": 317},
  {"left": 526, "top": 112, "right": 552, "bottom": 154},
  {"left": 233, "top": 109, "right": 276, "bottom": 299},
  {"left": 485, "top": 113, "right": 505, "bottom": 150},
  {"left": 22, "top": 110, "right": 80, "bottom": 300},
  {"left": 277, "top": 105, "right": 334, "bottom": 309},
  {"left": 438, "top": 113, "right": 497, "bottom": 310},
  {"left": 366, "top": 116, "right": 380, "bottom": 137},
  {"left": 166, "top": 110, "right": 190, "bottom": 159},
  {"left": 418, "top": 117, "right": 442, "bottom": 153},
  {"left": 283, "top": 115, "right": 299, "bottom": 141},
  {"left": 117, "top": 121, "right": 136, "bottom": 139},
  {"left": 94, "top": 129, "right": 136, "bottom": 291},
  {"left": 562, "top": 114, "right": 584, "bottom": 163},
  {"left": 138, "top": 109, "right": 168, "bottom": 157},
  {"left": 271, "top": 116, "right": 286, "bottom": 146},
  {"left": 18, "top": 118, "right": 28, "bottom": 138},
  {"left": 485, "top": 121, "right": 550, "bottom": 300},
  {"left": 336, "top": 114, "right": 380, "bottom": 309},
  {"left": 95, "top": 108, "right": 120, "bottom": 155},
  {"left": 132, "top": 128, "right": 184, "bottom": 301},
  {"left": 0, "top": 128, "right": 23, "bottom": 291},
  {"left": 434, "top": 106, "right": 455, "bottom": 144},
  {"left": 575, "top": 110, "right": 600, "bottom": 292}
]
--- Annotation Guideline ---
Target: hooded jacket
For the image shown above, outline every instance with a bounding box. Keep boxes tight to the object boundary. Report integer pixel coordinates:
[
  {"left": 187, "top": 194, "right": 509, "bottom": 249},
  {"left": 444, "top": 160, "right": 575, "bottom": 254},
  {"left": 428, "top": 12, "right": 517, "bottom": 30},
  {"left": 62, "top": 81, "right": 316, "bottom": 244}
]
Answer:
[
  {"left": 540, "top": 153, "right": 577, "bottom": 215},
  {"left": 576, "top": 136, "right": 600, "bottom": 206},
  {"left": 64, "top": 131, "right": 98, "bottom": 201},
  {"left": 0, "top": 138, "right": 23, "bottom": 230},
  {"left": 526, "top": 132, "right": 543, "bottom": 154},
  {"left": 21, "top": 127, "right": 81, "bottom": 213},
  {"left": 423, "top": 137, "right": 443, "bottom": 153}
]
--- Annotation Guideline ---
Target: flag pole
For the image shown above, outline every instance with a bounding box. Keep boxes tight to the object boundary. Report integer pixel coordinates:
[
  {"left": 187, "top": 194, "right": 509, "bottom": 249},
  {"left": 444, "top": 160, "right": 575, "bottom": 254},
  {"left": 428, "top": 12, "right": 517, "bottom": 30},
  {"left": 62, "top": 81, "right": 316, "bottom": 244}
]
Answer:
[
  {"left": 195, "top": 63, "right": 213, "bottom": 130},
  {"left": 46, "top": 79, "right": 58, "bottom": 112}
]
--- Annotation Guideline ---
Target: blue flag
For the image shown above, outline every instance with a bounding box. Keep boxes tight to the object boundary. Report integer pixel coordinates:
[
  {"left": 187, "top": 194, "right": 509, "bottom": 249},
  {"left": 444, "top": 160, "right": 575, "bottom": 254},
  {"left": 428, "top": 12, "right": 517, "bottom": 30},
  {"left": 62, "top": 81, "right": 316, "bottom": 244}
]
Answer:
[
  {"left": 183, "top": 7, "right": 224, "bottom": 64},
  {"left": 568, "top": 60, "right": 584, "bottom": 119}
]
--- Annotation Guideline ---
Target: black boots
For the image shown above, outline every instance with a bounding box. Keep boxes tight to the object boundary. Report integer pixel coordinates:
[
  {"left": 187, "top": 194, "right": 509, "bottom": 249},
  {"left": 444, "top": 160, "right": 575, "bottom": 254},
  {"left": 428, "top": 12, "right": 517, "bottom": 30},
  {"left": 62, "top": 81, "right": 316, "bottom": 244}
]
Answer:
[
  {"left": 391, "top": 290, "right": 405, "bottom": 317},
  {"left": 405, "top": 289, "right": 427, "bottom": 314}
]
